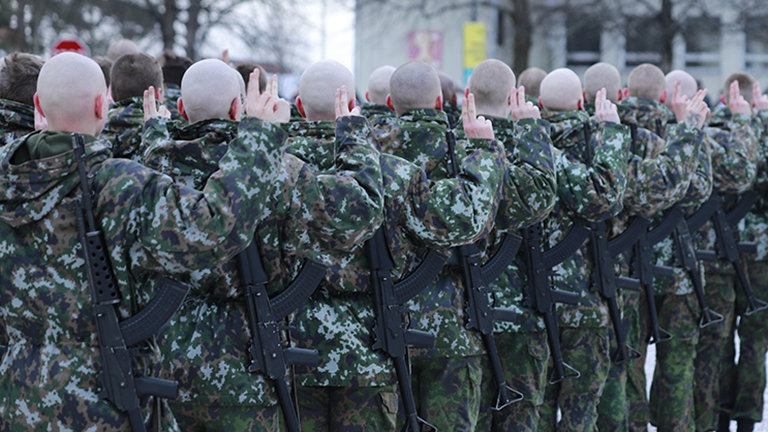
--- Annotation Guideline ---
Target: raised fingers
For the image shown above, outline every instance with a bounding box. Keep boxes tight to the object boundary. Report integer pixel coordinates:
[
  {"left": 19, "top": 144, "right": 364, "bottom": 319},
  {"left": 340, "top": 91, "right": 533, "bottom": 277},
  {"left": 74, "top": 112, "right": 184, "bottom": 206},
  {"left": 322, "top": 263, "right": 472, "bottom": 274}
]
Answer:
[
  {"left": 730, "top": 80, "right": 740, "bottom": 105},
  {"left": 466, "top": 93, "right": 477, "bottom": 121},
  {"left": 753, "top": 82, "right": 762, "bottom": 107}
]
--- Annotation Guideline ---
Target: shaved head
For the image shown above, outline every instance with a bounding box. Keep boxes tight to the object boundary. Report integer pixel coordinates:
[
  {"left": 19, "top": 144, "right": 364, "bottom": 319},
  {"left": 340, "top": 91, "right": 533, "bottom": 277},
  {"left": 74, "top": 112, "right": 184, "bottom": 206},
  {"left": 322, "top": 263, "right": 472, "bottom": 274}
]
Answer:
[
  {"left": 584, "top": 62, "right": 621, "bottom": 104},
  {"left": 298, "top": 60, "right": 355, "bottom": 121},
  {"left": 724, "top": 72, "right": 755, "bottom": 104},
  {"left": 390, "top": 61, "right": 441, "bottom": 116},
  {"left": 518, "top": 67, "right": 547, "bottom": 98},
  {"left": 468, "top": 59, "right": 515, "bottom": 116},
  {"left": 664, "top": 70, "right": 697, "bottom": 108},
  {"left": 106, "top": 39, "right": 140, "bottom": 62},
  {"left": 438, "top": 72, "right": 458, "bottom": 105},
  {"left": 180, "top": 59, "right": 240, "bottom": 123},
  {"left": 628, "top": 63, "right": 665, "bottom": 100},
  {"left": 36, "top": 52, "right": 107, "bottom": 135},
  {"left": 367, "top": 65, "right": 395, "bottom": 105},
  {"left": 540, "top": 68, "right": 583, "bottom": 112}
]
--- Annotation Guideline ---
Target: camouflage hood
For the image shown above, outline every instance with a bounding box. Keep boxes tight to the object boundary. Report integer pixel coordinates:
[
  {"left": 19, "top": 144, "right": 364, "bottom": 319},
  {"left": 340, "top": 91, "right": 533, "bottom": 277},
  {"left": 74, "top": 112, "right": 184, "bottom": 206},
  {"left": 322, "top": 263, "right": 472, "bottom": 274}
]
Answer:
[
  {"left": 104, "top": 96, "right": 144, "bottom": 132},
  {"left": 0, "top": 98, "right": 35, "bottom": 137},
  {"left": 618, "top": 97, "right": 671, "bottom": 134},
  {"left": 386, "top": 108, "right": 451, "bottom": 174},
  {"left": 542, "top": 109, "right": 590, "bottom": 150},
  {"left": 708, "top": 106, "right": 733, "bottom": 128},
  {"left": 360, "top": 102, "right": 394, "bottom": 120},
  {"left": 0, "top": 131, "right": 109, "bottom": 227},
  {"left": 285, "top": 119, "right": 337, "bottom": 169}
]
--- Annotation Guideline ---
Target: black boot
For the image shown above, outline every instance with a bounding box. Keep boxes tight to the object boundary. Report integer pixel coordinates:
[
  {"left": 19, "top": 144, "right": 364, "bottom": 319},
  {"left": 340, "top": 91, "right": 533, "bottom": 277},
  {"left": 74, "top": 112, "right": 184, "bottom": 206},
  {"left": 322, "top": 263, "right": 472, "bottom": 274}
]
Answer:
[
  {"left": 736, "top": 417, "right": 755, "bottom": 432},
  {"left": 717, "top": 411, "right": 731, "bottom": 432}
]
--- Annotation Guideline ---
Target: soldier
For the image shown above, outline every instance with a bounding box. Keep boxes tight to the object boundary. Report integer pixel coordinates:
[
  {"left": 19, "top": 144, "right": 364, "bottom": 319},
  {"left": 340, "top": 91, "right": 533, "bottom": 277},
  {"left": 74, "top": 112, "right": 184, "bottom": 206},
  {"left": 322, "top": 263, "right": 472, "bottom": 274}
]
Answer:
[
  {"left": 518, "top": 67, "right": 547, "bottom": 104},
  {"left": 0, "top": 52, "right": 286, "bottom": 431},
  {"left": 691, "top": 73, "right": 760, "bottom": 432},
  {"left": 589, "top": 63, "right": 708, "bottom": 432},
  {"left": 92, "top": 56, "right": 113, "bottom": 89},
  {"left": 141, "top": 59, "right": 386, "bottom": 430},
  {"left": 458, "top": 58, "right": 555, "bottom": 431},
  {"left": 361, "top": 65, "right": 396, "bottom": 122},
  {"left": 106, "top": 38, "right": 140, "bottom": 61},
  {"left": 0, "top": 52, "right": 43, "bottom": 146},
  {"left": 374, "top": 60, "right": 556, "bottom": 431},
  {"left": 536, "top": 68, "right": 630, "bottom": 432},
  {"left": 101, "top": 52, "right": 164, "bottom": 161},
  {"left": 156, "top": 49, "right": 192, "bottom": 120},
  {"left": 583, "top": 62, "right": 623, "bottom": 110},
  {"left": 439, "top": 71, "right": 461, "bottom": 128}
]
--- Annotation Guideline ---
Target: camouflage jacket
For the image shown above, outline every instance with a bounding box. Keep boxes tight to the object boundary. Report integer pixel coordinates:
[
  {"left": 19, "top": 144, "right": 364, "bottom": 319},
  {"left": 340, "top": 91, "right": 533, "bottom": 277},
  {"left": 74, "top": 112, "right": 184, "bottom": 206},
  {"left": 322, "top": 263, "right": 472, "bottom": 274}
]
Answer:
[
  {"left": 443, "top": 101, "right": 462, "bottom": 129},
  {"left": 142, "top": 116, "right": 384, "bottom": 404},
  {"left": 374, "top": 109, "right": 556, "bottom": 357},
  {"left": 0, "top": 118, "right": 284, "bottom": 430},
  {"left": 360, "top": 102, "right": 395, "bottom": 123},
  {"left": 0, "top": 98, "right": 35, "bottom": 147},
  {"left": 289, "top": 115, "right": 508, "bottom": 386},
  {"left": 164, "top": 83, "right": 184, "bottom": 121},
  {"left": 455, "top": 115, "right": 558, "bottom": 333},
  {"left": 541, "top": 109, "right": 630, "bottom": 328},
  {"left": 101, "top": 96, "right": 146, "bottom": 161},
  {"left": 742, "top": 110, "right": 768, "bottom": 261}
]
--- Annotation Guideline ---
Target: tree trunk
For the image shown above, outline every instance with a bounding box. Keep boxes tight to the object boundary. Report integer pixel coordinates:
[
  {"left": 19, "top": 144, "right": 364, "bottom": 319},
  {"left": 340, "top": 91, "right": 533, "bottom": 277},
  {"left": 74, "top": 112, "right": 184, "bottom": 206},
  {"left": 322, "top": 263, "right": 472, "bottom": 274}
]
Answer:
[
  {"left": 185, "top": 0, "right": 201, "bottom": 60},
  {"left": 14, "top": 0, "right": 27, "bottom": 52},
  {"left": 511, "top": 0, "right": 531, "bottom": 74},
  {"left": 161, "top": 0, "right": 178, "bottom": 52},
  {"left": 658, "top": 0, "right": 675, "bottom": 72}
]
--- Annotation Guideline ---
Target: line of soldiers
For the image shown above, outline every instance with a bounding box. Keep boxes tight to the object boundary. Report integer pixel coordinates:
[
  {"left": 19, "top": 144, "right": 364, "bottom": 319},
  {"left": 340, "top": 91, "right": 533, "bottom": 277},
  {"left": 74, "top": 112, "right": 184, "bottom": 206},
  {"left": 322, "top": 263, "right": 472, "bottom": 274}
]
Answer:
[{"left": 0, "top": 42, "right": 766, "bottom": 432}]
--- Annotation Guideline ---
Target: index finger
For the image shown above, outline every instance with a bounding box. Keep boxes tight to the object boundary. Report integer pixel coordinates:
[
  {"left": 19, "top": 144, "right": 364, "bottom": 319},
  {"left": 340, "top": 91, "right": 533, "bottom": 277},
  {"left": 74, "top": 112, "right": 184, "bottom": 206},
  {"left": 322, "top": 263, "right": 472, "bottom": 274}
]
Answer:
[
  {"left": 467, "top": 93, "right": 477, "bottom": 120},
  {"left": 673, "top": 81, "right": 681, "bottom": 103},
  {"left": 269, "top": 74, "right": 279, "bottom": 97},
  {"left": 248, "top": 68, "right": 261, "bottom": 96},
  {"left": 730, "top": 80, "right": 740, "bottom": 104},
  {"left": 754, "top": 82, "right": 762, "bottom": 106},
  {"left": 518, "top": 85, "right": 526, "bottom": 108}
]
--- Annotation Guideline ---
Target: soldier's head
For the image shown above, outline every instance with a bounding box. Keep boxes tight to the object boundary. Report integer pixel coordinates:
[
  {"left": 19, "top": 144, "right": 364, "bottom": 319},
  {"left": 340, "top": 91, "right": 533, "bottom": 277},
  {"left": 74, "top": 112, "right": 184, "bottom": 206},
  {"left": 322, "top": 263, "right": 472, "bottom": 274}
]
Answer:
[
  {"left": 438, "top": 72, "right": 458, "bottom": 106},
  {"left": 178, "top": 59, "right": 241, "bottom": 123},
  {"left": 723, "top": 72, "right": 755, "bottom": 104},
  {"left": 92, "top": 56, "right": 113, "bottom": 89},
  {"left": 540, "top": 68, "right": 583, "bottom": 112},
  {"left": 628, "top": 63, "right": 666, "bottom": 102},
  {"left": 664, "top": 70, "right": 698, "bottom": 109},
  {"left": 388, "top": 61, "right": 442, "bottom": 117},
  {"left": 157, "top": 50, "right": 193, "bottom": 87},
  {"left": 468, "top": 59, "right": 515, "bottom": 118},
  {"left": 106, "top": 39, "right": 140, "bottom": 62},
  {"left": 236, "top": 63, "right": 267, "bottom": 95},
  {"left": 34, "top": 52, "right": 108, "bottom": 135},
  {"left": 296, "top": 60, "right": 355, "bottom": 121},
  {"left": 110, "top": 52, "right": 163, "bottom": 103},
  {"left": 366, "top": 65, "right": 396, "bottom": 105},
  {"left": 584, "top": 62, "right": 621, "bottom": 104},
  {"left": 0, "top": 52, "right": 44, "bottom": 106},
  {"left": 518, "top": 67, "right": 547, "bottom": 98}
]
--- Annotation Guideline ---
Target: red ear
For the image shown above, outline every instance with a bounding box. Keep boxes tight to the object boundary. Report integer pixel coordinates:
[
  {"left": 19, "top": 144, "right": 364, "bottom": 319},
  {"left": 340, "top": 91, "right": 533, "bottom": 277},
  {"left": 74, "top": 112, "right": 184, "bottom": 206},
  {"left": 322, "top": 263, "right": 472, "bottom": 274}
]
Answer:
[
  {"left": 464, "top": 87, "right": 470, "bottom": 98},
  {"left": 386, "top": 94, "right": 395, "bottom": 112},
  {"left": 618, "top": 89, "right": 624, "bottom": 101},
  {"left": 582, "top": 90, "right": 587, "bottom": 103},
  {"left": 623, "top": 88, "right": 629, "bottom": 98},
  {"left": 365, "top": 91, "right": 371, "bottom": 102},
  {"left": 538, "top": 96, "right": 544, "bottom": 110},
  {"left": 34, "top": 93, "right": 45, "bottom": 118},
  {"left": 659, "top": 90, "right": 667, "bottom": 104},
  {"left": 228, "top": 98, "right": 239, "bottom": 121},
  {"left": 296, "top": 97, "right": 307, "bottom": 118},
  {"left": 435, "top": 95, "right": 443, "bottom": 110},
  {"left": 720, "top": 94, "right": 726, "bottom": 105},
  {"left": 348, "top": 98, "right": 355, "bottom": 112},
  {"left": 178, "top": 98, "right": 189, "bottom": 121},
  {"left": 95, "top": 93, "right": 105, "bottom": 120},
  {"left": 578, "top": 98, "right": 584, "bottom": 111}
]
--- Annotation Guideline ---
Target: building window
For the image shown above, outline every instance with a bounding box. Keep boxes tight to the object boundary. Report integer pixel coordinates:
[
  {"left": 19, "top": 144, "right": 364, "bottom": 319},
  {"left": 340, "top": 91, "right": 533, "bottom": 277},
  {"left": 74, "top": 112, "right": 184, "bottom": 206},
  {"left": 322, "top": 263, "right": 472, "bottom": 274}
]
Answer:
[
  {"left": 566, "top": 13, "right": 600, "bottom": 67},
  {"left": 746, "top": 16, "right": 768, "bottom": 70},
  {"left": 683, "top": 16, "right": 720, "bottom": 69},
  {"left": 625, "top": 16, "right": 662, "bottom": 67}
]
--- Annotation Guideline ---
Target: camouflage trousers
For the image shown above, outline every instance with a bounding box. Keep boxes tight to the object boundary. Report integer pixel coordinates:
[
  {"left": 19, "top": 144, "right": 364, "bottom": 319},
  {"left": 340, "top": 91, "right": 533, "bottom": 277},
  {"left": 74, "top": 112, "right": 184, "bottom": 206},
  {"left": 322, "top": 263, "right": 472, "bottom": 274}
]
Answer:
[
  {"left": 408, "top": 354, "right": 482, "bottom": 431},
  {"left": 540, "top": 327, "right": 611, "bottom": 432},
  {"left": 297, "top": 384, "right": 398, "bottom": 432},
  {"left": 477, "top": 331, "right": 550, "bottom": 431},
  {"left": 719, "top": 259, "right": 768, "bottom": 423},
  {"left": 169, "top": 402, "right": 281, "bottom": 432},
  {"left": 694, "top": 263, "right": 737, "bottom": 432}
]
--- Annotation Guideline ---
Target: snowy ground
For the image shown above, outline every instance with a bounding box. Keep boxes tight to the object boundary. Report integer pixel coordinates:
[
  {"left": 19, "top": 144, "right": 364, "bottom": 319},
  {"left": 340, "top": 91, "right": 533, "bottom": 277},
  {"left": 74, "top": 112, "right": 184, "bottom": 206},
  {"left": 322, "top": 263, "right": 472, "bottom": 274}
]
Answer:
[{"left": 645, "top": 334, "right": 768, "bottom": 432}]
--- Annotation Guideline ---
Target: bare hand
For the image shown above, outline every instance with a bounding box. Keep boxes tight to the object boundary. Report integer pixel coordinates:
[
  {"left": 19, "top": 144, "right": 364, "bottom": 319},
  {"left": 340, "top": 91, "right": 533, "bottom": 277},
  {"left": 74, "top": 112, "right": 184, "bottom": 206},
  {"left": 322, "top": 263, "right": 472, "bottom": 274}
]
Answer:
[
  {"left": 335, "top": 85, "right": 361, "bottom": 119},
  {"left": 728, "top": 80, "right": 751, "bottom": 116},
  {"left": 245, "top": 69, "right": 290, "bottom": 123},
  {"left": 143, "top": 86, "right": 171, "bottom": 122},
  {"left": 510, "top": 85, "right": 540, "bottom": 120},
  {"left": 681, "top": 89, "right": 710, "bottom": 131},
  {"left": 752, "top": 82, "right": 768, "bottom": 113},
  {"left": 462, "top": 93, "right": 495, "bottom": 140},
  {"left": 670, "top": 81, "right": 690, "bottom": 123},
  {"left": 594, "top": 88, "right": 620, "bottom": 123}
]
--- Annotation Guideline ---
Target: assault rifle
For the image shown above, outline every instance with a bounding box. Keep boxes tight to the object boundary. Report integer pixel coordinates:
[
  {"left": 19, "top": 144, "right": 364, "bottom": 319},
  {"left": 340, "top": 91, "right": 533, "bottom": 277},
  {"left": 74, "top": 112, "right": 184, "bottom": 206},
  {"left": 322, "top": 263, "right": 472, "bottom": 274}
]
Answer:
[
  {"left": 236, "top": 241, "right": 328, "bottom": 432},
  {"left": 72, "top": 133, "right": 189, "bottom": 432},
  {"left": 687, "top": 191, "right": 768, "bottom": 316},
  {"left": 368, "top": 227, "right": 449, "bottom": 432},
  {"left": 522, "top": 221, "right": 588, "bottom": 383},
  {"left": 445, "top": 130, "right": 525, "bottom": 410}
]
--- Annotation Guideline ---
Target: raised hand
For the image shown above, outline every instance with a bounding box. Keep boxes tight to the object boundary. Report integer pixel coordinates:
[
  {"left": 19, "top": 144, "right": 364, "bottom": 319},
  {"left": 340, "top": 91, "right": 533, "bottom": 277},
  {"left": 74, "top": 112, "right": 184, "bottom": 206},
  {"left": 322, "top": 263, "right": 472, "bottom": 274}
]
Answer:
[
  {"left": 510, "top": 85, "right": 540, "bottom": 121},
  {"left": 462, "top": 93, "right": 495, "bottom": 140},
  {"left": 681, "top": 89, "right": 710, "bottom": 131},
  {"left": 245, "top": 69, "right": 290, "bottom": 123},
  {"left": 670, "top": 81, "right": 690, "bottom": 123},
  {"left": 335, "top": 85, "right": 361, "bottom": 119},
  {"left": 728, "top": 80, "right": 751, "bottom": 116},
  {"left": 594, "top": 88, "right": 620, "bottom": 123},
  {"left": 143, "top": 86, "right": 171, "bottom": 122},
  {"left": 752, "top": 82, "right": 768, "bottom": 113}
]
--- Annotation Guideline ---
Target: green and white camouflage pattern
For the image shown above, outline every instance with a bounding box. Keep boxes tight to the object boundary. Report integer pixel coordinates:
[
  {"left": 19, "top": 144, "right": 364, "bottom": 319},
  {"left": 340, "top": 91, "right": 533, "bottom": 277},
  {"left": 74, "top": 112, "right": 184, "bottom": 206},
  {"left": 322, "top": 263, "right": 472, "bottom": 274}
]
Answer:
[
  {"left": 101, "top": 96, "right": 147, "bottom": 161},
  {"left": 164, "top": 83, "right": 184, "bottom": 121},
  {"left": 0, "top": 116, "right": 285, "bottom": 430},
  {"left": 0, "top": 98, "right": 34, "bottom": 147}
]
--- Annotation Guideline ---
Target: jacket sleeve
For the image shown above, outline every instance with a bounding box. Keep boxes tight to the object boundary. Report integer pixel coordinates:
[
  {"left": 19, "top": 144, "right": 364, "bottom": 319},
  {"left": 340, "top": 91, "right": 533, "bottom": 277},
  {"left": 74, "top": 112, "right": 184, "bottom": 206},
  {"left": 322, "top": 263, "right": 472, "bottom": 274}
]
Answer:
[
  {"left": 623, "top": 123, "right": 703, "bottom": 218},
  {"left": 677, "top": 133, "right": 713, "bottom": 208},
  {"left": 98, "top": 116, "right": 285, "bottom": 273},
  {"left": 493, "top": 118, "right": 557, "bottom": 231},
  {"left": 557, "top": 121, "right": 630, "bottom": 222},
  {"left": 706, "top": 114, "right": 759, "bottom": 194}
]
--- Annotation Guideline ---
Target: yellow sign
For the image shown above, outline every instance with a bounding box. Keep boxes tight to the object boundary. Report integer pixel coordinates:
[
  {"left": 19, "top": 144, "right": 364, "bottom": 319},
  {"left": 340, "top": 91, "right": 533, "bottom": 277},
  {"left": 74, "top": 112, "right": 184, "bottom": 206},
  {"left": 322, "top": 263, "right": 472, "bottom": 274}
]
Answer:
[{"left": 463, "top": 22, "right": 486, "bottom": 84}]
